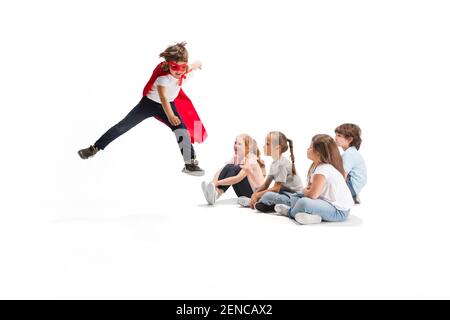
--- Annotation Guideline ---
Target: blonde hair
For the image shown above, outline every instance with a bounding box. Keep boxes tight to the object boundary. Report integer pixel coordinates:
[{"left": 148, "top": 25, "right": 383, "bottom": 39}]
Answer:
[{"left": 237, "top": 134, "right": 266, "bottom": 176}]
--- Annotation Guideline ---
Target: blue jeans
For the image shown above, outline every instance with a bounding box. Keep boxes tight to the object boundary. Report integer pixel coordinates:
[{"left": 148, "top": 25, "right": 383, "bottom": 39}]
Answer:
[
  {"left": 95, "top": 96, "right": 195, "bottom": 163},
  {"left": 288, "top": 194, "right": 350, "bottom": 222},
  {"left": 259, "top": 190, "right": 296, "bottom": 207},
  {"left": 346, "top": 175, "right": 357, "bottom": 198}
]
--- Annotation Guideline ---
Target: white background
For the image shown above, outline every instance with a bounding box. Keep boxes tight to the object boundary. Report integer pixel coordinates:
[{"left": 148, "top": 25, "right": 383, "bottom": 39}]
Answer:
[{"left": 1, "top": 0, "right": 449, "bottom": 299}]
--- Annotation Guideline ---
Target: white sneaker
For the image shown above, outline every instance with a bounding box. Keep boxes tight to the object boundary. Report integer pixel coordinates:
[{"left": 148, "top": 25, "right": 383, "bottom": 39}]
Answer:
[
  {"left": 205, "top": 182, "right": 217, "bottom": 205},
  {"left": 294, "top": 213, "right": 322, "bottom": 225},
  {"left": 201, "top": 181, "right": 208, "bottom": 203},
  {"left": 237, "top": 196, "right": 251, "bottom": 207},
  {"left": 274, "top": 204, "right": 290, "bottom": 217}
]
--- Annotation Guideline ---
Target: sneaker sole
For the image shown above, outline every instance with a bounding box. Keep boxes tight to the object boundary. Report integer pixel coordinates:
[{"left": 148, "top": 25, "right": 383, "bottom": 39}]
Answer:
[
  {"left": 182, "top": 168, "right": 205, "bottom": 177},
  {"left": 78, "top": 151, "right": 89, "bottom": 159},
  {"left": 201, "top": 181, "right": 209, "bottom": 203},
  {"left": 205, "top": 182, "right": 216, "bottom": 205},
  {"left": 294, "top": 213, "right": 322, "bottom": 225}
]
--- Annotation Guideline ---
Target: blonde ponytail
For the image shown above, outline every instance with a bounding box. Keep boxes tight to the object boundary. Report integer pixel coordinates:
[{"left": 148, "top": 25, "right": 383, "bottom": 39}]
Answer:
[{"left": 255, "top": 144, "right": 266, "bottom": 176}]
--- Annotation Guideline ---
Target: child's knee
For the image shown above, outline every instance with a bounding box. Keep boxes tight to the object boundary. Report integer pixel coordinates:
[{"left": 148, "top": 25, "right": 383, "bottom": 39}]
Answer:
[
  {"left": 260, "top": 192, "right": 278, "bottom": 204},
  {"left": 294, "top": 197, "right": 310, "bottom": 212},
  {"left": 261, "top": 191, "right": 276, "bottom": 199},
  {"left": 224, "top": 164, "right": 239, "bottom": 170}
]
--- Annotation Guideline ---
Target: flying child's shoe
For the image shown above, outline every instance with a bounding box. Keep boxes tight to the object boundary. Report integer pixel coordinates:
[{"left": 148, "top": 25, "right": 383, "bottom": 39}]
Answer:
[
  {"left": 182, "top": 159, "right": 205, "bottom": 176},
  {"left": 78, "top": 145, "right": 99, "bottom": 159}
]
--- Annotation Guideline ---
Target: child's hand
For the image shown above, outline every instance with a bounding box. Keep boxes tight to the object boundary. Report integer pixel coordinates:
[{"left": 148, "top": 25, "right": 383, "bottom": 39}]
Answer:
[
  {"left": 250, "top": 193, "right": 260, "bottom": 209},
  {"left": 190, "top": 60, "right": 202, "bottom": 70},
  {"left": 168, "top": 114, "right": 181, "bottom": 126}
]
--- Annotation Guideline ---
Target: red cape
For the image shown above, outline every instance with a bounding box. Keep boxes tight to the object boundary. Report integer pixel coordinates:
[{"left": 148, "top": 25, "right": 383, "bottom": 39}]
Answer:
[{"left": 142, "top": 62, "right": 207, "bottom": 144}]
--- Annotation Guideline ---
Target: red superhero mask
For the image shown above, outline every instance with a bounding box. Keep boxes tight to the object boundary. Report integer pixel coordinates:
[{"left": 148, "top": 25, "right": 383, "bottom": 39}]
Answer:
[{"left": 168, "top": 61, "right": 188, "bottom": 72}]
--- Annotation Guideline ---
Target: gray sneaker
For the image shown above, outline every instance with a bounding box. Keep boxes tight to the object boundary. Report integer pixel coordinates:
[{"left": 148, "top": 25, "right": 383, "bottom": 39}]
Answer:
[
  {"left": 78, "top": 145, "right": 99, "bottom": 159},
  {"left": 205, "top": 182, "right": 217, "bottom": 205},
  {"left": 294, "top": 213, "right": 322, "bottom": 225},
  {"left": 182, "top": 159, "right": 205, "bottom": 176},
  {"left": 201, "top": 181, "right": 209, "bottom": 203},
  {"left": 237, "top": 196, "right": 251, "bottom": 207},
  {"left": 274, "top": 204, "right": 290, "bottom": 217}
]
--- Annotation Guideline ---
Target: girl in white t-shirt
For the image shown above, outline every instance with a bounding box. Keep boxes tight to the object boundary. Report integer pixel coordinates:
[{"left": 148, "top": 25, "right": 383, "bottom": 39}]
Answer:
[
  {"left": 239, "top": 131, "right": 303, "bottom": 212},
  {"left": 275, "top": 134, "right": 354, "bottom": 224},
  {"left": 201, "top": 134, "right": 266, "bottom": 205}
]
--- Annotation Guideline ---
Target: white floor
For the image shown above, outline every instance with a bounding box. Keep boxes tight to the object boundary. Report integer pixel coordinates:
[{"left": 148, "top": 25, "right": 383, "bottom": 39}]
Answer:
[
  {"left": 2, "top": 0, "right": 450, "bottom": 299},
  {"left": 1, "top": 160, "right": 449, "bottom": 300}
]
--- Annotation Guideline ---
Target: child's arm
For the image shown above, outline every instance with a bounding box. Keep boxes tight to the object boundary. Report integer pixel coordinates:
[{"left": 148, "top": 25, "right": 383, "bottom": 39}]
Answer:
[
  {"left": 303, "top": 174, "right": 326, "bottom": 199},
  {"left": 249, "top": 178, "right": 282, "bottom": 208},
  {"left": 157, "top": 85, "right": 181, "bottom": 126},
  {"left": 215, "top": 169, "right": 247, "bottom": 187},
  {"left": 254, "top": 177, "right": 272, "bottom": 193}
]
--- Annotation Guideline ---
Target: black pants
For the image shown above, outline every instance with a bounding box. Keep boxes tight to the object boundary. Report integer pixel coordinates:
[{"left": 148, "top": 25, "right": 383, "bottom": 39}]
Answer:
[
  {"left": 95, "top": 96, "right": 195, "bottom": 162},
  {"left": 217, "top": 164, "right": 254, "bottom": 198}
]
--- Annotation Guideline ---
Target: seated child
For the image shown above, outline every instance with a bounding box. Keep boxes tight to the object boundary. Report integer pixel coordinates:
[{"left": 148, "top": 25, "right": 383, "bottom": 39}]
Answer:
[
  {"left": 239, "top": 131, "right": 303, "bottom": 212},
  {"left": 201, "top": 134, "right": 265, "bottom": 205},
  {"left": 274, "top": 134, "right": 354, "bottom": 224},
  {"left": 334, "top": 123, "right": 367, "bottom": 204}
]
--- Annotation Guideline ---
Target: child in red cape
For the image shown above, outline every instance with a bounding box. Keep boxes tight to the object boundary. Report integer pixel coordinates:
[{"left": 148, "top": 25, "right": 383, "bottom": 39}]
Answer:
[{"left": 78, "top": 42, "right": 207, "bottom": 176}]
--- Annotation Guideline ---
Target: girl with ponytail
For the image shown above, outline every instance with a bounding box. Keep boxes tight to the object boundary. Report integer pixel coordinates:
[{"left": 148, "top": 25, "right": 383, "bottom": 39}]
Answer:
[
  {"left": 201, "top": 134, "right": 266, "bottom": 206},
  {"left": 240, "top": 131, "right": 303, "bottom": 212}
]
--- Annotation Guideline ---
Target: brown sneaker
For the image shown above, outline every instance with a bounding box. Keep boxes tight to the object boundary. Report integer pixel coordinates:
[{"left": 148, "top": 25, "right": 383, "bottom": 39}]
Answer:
[
  {"left": 182, "top": 159, "right": 205, "bottom": 176},
  {"left": 78, "top": 145, "right": 99, "bottom": 159}
]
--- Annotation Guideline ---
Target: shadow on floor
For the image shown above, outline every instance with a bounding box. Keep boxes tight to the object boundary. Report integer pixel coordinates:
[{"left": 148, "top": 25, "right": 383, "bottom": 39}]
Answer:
[
  {"left": 198, "top": 198, "right": 238, "bottom": 208},
  {"left": 313, "top": 214, "right": 363, "bottom": 227}
]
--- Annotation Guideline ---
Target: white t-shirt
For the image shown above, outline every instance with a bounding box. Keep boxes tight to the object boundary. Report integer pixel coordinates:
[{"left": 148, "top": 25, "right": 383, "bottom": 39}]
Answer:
[
  {"left": 312, "top": 163, "right": 354, "bottom": 211},
  {"left": 267, "top": 156, "right": 303, "bottom": 193},
  {"left": 146, "top": 72, "right": 194, "bottom": 103}
]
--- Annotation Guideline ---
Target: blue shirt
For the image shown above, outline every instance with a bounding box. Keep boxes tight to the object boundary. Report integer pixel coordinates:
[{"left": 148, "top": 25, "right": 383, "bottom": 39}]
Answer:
[{"left": 342, "top": 147, "right": 367, "bottom": 195}]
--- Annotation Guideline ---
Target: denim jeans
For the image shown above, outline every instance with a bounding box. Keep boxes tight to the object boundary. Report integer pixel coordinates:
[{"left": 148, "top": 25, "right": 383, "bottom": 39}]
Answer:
[
  {"left": 94, "top": 96, "right": 195, "bottom": 163},
  {"left": 288, "top": 194, "right": 350, "bottom": 222},
  {"left": 259, "top": 190, "right": 296, "bottom": 207},
  {"left": 346, "top": 175, "right": 357, "bottom": 198},
  {"left": 217, "top": 164, "right": 254, "bottom": 198}
]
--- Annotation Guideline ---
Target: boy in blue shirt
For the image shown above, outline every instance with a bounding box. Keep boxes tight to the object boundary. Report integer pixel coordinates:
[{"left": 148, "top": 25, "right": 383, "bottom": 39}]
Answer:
[{"left": 335, "top": 123, "right": 367, "bottom": 204}]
